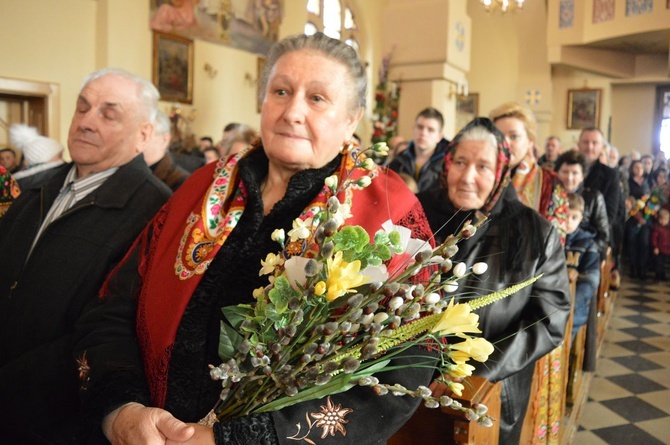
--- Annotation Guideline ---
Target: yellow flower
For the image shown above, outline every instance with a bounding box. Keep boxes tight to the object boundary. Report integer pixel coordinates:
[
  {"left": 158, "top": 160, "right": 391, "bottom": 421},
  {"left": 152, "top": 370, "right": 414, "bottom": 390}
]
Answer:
[
  {"left": 259, "top": 253, "right": 284, "bottom": 276},
  {"left": 325, "top": 251, "right": 369, "bottom": 301},
  {"left": 449, "top": 381, "right": 465, "bottom": 397},
  {"left": 430, "top": 298, "right": 481, "bottom": 336},
  {"left": 448, "top": 361, "right": 476, "bottom": 379},
  {"left": 314, "top": 281, "right": 326, "bottom": 297},
  {"left": 449, "top": 335, "right": 495, "bottom": 363}
]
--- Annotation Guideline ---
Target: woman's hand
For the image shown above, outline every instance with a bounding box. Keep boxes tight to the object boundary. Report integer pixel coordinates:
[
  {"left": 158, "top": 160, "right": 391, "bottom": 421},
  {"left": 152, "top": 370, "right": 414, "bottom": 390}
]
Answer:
[
  {"left": 103, "top": 402, "right": 195, "bottom": 445},
  {"left": 166, "top": 424, "right": 215, "bottom": 445}
]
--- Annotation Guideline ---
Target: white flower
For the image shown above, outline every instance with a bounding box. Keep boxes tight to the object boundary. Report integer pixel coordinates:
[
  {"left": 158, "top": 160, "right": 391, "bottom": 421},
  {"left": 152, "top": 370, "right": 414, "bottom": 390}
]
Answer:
[
  {"left": 283, "top": 256, "right": 319, "bottom": 289},
  {"left": 332, "top": 202, "right": 353, "bottom": 227},
  {"left": 287, "top": 217, "right": 313, "bottom": 242},
  {"left": 472, "top": 262, "right": 488, "bottom": 275},
  {"left": 361, "top": 264, "right": 389, "bottom": 284},
  {"left": 259, "top": 253, "right": 284, "bottom": 276},
  {"left": 453, "top": 262, "right": 467, "bottom": 278},
  {"left": 271, "top": 229, "right": 285, "bottom": 244},
  {"left": 362, "top": 158, "right": 376, "bottom": 170}
]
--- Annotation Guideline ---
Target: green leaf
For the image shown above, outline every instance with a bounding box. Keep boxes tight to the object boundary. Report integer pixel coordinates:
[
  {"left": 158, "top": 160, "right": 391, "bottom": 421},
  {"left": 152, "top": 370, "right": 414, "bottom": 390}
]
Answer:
[
  {"left": 268, "top": 277, "right": 299, "bottom": 314},
  {"left": 373, "top": 230, "right": 390, "bottom": 245},
  {"left": 333, "top": 226, "right": 369, "bottom": 254},
  {"left": 254, "top": 374, "right": 355, "bottom": 413},
  {"left": 218, "top": 320, "right": 244, "bottom": 361},
  {"left": 222, "top": 304, "right": 253, "bottom": 329}
]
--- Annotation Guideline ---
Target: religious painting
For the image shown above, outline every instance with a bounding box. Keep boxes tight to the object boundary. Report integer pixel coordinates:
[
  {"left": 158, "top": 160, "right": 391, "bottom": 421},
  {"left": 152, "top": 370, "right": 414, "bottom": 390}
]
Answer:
[
  {"left": 455, "top": 93, "right": 479, "bottom": 133},
  {"left": 150, "top": 0, "right": 283, "bottom": 56},
  {"left": 152, "top": 32, "right": 194, "bottom": 104},
  {"left": 567, "top": 89, "right": 601, "bottom": 130}
]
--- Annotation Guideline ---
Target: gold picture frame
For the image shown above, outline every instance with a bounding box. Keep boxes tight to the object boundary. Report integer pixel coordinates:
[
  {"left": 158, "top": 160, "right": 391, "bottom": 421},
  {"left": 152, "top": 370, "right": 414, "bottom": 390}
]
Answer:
[
  {"left": 567, "top": 88, "right": 601, "bottom": 130},
  {"left": 152, "top": 32, "right": 194, "bottom": 104}
]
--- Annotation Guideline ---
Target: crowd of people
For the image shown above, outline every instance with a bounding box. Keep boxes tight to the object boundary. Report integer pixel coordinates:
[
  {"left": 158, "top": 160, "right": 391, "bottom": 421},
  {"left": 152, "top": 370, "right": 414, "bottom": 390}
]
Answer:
[{"left": 0, "top": 31, "right": 667, "bottom": 445}]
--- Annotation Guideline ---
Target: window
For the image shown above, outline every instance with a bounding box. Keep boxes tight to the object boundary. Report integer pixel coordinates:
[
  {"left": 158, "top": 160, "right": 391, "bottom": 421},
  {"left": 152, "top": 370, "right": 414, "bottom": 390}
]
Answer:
[
  {"left": 656, "top": 86, "right": 670, "bottom": 160},
  {"left": 305, "top": 0, "right": 360, "bottom": 53}
]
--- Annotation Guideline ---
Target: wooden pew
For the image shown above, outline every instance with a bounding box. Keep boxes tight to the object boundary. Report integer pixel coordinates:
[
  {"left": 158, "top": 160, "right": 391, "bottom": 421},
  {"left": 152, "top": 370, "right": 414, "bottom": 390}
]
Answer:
[{"left": 389, "top": 376, "right": 501, "bottom": 445}]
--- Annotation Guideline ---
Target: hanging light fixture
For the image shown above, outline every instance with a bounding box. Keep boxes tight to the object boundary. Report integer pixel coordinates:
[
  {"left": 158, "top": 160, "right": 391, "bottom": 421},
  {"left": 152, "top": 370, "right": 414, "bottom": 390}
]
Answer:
[{"left": 480, "top": 0, "right": 525, "bottom": 13}]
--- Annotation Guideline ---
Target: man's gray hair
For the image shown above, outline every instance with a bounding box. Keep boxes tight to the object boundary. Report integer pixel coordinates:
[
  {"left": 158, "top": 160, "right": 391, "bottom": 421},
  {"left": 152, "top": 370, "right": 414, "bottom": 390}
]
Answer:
[
  {"left": 81, "top": 68, "right": 160, "bottom": 123},
  {"left": 153, "top": 110, "right": 171, "bottom": 137}
]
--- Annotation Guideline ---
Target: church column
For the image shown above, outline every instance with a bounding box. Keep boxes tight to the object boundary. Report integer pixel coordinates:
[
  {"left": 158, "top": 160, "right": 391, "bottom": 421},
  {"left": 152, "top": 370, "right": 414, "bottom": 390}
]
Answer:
[{"left": 382, "top": 0, "right": 471, "bottom": 139}]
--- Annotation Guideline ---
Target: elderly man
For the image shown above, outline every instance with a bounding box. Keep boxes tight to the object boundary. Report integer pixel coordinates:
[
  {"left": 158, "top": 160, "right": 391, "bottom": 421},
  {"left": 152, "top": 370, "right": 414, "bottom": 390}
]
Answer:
[
  {"left": 538, "top": 136, "right": 562, "bottom": 170},
  {"left": 0, "top": 68, "right": 171, "bottom": 443},
  {"left": 578, "top": 127, "right": 625, "bottom": 277},
  {"left": 388, "top": 107, "right": 449, "bottom": 192},
  {"left": 144, "top": 110, "right": 190, "bottom": 191}
]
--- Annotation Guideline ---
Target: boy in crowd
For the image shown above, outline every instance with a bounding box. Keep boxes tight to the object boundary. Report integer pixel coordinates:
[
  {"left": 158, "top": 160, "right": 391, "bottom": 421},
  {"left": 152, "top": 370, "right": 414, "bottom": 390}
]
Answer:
[
  {"left": 651, "top": 208, "right": 670, "bottom": 282},
  {"left": 565, "top": 193, "right": 601, "bottom": 339}
]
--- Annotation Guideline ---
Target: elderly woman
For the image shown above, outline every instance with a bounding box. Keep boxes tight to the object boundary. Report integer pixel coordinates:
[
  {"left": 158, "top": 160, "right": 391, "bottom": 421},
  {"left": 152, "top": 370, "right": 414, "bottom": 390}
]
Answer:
[
  {"left": 418, "top": 118, "right": 570, "bottom": 444},
  {"left": 555, "top": 150, "right": 610, "bottom": 259},
  {"left": 74, "top": 33, "right": 434, "bottom": 444},
  {"left": 489, "top": 103, "right": 568, "bottom": 240}
]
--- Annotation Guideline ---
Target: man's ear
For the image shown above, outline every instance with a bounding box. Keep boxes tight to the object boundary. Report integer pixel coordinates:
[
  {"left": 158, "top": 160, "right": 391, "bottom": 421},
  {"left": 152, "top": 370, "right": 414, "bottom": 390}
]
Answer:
[{"left": 136, "top": 122, "right": 155, "bottom": 153}]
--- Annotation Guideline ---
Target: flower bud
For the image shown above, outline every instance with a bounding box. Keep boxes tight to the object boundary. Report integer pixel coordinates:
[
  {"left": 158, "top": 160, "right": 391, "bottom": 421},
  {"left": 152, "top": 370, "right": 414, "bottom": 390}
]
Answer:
[
  {"left": 323, "top": 219, "right": 338, "bottom": 237},
  {"left": 372, "top": 385, "right": 388, "bottom": 395},
  {"left": 347, "top": 293, "right": 364, "bottom": 308},
  {"left": 472, "top": 262, "right": 488, "bottom": 275},
  {"left": 339, "top": 321, "right": 352, "bottom": 333},
  {"left": 288, "top": 297, "right": 301, "bottom": 311},
  {"left": 315, "top": 374, "right": 332, "bottom": 385},
  {"left": 415, "top": 250, "right": 432, "bottom": 263},
  {"left": 443, "top": 282, "right": 458, "bottom": 293},
  {"left": 323, "top": 361, "right": 339, "bottom": 373},
  {"left": 359, "top": 313, "right": 374, "bottom": 325},
  {"left": 363, "top": 302, "right": 378, "bottom": 314},
  {"left": 388, "top": 296, "right": 404, "bottom": 310},
  {"left": 424, "top": 292, "right": 441, "bottom": 305},
  {"left": 342, "top": 357, "right": 361, "bottom": 373},
  {"left": 323, "top": 322, "right": 338, "bottom": 335},
  {"left": 357, "top": 176, "right": 372, "bottom": 188},
  {"left": 453, "top": 262, "right": 467, "bottom": 278},
  {"left": 271, "top": 229, "right": 285, "bottom": 244},
  {"left": 373, "top": 312, "right": 388, "bottom": 324},
  {"left": 446, "top": 245, "right": 459, "bottom": 257},
  {"left": 425, "top": 399, "right": 440, "bottom": 409},
  {"left": 304, "top": 259, "right": 319, "bottom": 277},
  {"left": 326, "top": 196, "right": 340, "bottom": 212},
  {"left": 321, "top": 241, "right": 335, "bottom": 258},
  {"left": 324, "top": 175, "right": 338, "bottom": 191},
  {"left": 440, "top": 258, "right": 453, "bottom": 274}
]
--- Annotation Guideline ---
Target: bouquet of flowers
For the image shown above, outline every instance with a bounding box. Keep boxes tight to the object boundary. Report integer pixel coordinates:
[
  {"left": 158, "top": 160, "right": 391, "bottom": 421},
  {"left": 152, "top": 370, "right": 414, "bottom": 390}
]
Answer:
[{"left": 200, "top": 143, "right": 538, "bottom": 428}]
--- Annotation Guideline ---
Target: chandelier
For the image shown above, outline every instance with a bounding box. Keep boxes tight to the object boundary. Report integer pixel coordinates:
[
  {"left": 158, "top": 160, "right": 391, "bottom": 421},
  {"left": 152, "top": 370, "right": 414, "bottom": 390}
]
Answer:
[{"left": 480, "top": 0, "right": 525, "bottom": 13}]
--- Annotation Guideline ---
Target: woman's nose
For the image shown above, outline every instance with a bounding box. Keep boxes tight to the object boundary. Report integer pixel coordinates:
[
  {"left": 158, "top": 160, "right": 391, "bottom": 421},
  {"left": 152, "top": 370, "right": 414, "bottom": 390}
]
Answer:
[{"left": 282, "top": 95, "right": 307, "bottom": 124}]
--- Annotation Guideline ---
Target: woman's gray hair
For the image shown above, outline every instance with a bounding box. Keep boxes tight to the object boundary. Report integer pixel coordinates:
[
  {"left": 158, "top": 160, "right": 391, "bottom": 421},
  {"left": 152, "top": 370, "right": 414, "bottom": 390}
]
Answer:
[
  {"left": 81, "top": 68, "right": 160, "bottom": 124},
  {"left": 455, "top": 125, "right": 498, "bottom": 152},
  {"left": 260, "top": 32, "right": 367, "bottom": 113}
]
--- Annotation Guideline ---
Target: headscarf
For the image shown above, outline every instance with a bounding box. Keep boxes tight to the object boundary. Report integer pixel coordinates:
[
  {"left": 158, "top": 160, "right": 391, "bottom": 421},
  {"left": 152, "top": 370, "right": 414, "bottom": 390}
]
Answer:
[{"left": 441, "top": 117, "right": 512, "bottom": 218}]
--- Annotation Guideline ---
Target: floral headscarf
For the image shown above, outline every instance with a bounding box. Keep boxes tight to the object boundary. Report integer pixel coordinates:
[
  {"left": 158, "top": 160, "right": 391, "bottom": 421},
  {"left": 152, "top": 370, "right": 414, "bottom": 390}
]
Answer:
[
  {"left": 441, "top": 117, "right": 512, "bottom": 217},
  {"left": 0, "top": 165, "right": 20, "bottom": 218}
]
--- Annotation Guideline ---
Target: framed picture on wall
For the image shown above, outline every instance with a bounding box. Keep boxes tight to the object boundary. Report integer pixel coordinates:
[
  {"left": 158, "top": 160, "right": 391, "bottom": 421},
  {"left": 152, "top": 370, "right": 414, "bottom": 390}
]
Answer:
[
  {"left": 256, "top": 57, "right": 265, "bottom": 113},
  {"left": 455, "top": 93, "right": 479, "bottom": 132},
  {"left": 152, "top": 32, "right": 194, "bottom": 104},
  {"left": 567, "top": 88, "right": 601, "bottom": 129}
]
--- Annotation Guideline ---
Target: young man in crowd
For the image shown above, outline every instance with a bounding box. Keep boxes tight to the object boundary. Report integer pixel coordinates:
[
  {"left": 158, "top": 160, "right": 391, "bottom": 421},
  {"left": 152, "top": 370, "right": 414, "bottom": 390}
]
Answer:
[{"left": 388, "top": 107, "right": 449, "bottom": 192}]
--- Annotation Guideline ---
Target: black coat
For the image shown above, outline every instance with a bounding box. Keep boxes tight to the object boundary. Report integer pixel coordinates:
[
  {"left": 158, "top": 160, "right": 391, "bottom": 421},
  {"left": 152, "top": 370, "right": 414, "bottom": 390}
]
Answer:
[
  {"left": 388, "top": 138, "right": 449, "bottom": 192},
  {"left": 0, "top": 155, "right": 171, "bottom": 443},
  {"left": 418, "top": 185, "right": 571, "bottom": 443},
  {"left": 579, "top": 186, "right": 610, "bottom": 260},
  {"left": 584, "top": 161, "right": 625, "bottom": 253}
]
